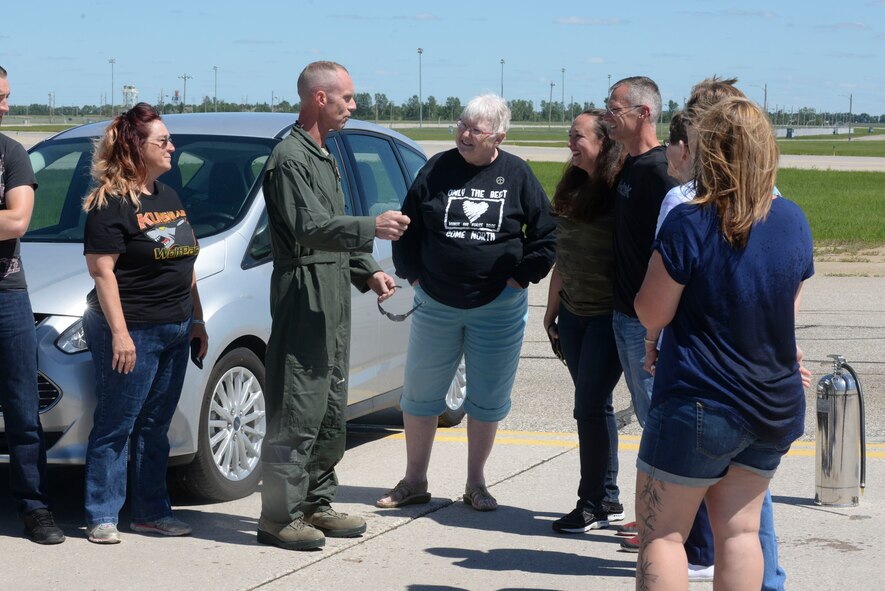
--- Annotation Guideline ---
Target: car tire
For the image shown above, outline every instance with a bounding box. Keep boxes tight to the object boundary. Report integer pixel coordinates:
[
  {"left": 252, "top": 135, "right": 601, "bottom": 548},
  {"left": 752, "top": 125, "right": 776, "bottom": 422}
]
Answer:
[
  {"left": 438, "top": 358, "right": 466, "bottom": 428},
  {"left": 172, "top": 347, "right": 267, "bottom": 501}
]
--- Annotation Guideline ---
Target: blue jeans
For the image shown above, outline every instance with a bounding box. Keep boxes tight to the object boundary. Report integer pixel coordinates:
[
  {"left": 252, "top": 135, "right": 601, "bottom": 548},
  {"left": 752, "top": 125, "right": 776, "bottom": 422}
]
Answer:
[
  {"left": 760, "top": 489, "right": 787, "bottom": 590},
  {"left": 612, "top": 311, "right": 653, "bottom": 427},
  {"left": 0, "top": 291, "right": 50, "bottom": 515},
  {"left": 557, "top": 307, "right": 622, "bottom": 512},
  {"left": 83, "top": 309, "right": 191, "bottom": 526}
]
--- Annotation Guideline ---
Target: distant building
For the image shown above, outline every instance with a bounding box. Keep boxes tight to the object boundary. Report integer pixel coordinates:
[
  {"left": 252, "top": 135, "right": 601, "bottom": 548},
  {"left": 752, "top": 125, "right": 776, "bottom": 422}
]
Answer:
[{"left": 122, "top": 85, "right": 139, "bottom": 109}]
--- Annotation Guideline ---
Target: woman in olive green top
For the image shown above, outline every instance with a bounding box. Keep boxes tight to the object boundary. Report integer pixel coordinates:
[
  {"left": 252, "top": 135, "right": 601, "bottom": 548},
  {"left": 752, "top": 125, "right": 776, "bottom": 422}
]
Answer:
[{"left": 545, "top": 109, "right": 626, "bottom": 534}]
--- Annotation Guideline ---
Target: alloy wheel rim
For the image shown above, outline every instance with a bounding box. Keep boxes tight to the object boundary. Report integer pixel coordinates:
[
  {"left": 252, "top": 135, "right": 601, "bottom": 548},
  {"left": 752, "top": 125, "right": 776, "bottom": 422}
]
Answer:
[{"left": 208, "top": 366, "right": 266, "bottom": 481}]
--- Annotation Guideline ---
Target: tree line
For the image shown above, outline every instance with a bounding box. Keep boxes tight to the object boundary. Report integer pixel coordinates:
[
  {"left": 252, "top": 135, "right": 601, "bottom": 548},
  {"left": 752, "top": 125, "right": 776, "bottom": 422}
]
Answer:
[{"left": 7, "top": 93, "right": 884, "bottom": 125}]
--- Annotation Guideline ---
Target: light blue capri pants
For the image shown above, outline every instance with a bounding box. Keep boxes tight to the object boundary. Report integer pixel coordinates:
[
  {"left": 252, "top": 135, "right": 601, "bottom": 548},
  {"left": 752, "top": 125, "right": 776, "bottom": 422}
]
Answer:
[{"left": 400, "top": 284, "right": 529, "bottom": 422}]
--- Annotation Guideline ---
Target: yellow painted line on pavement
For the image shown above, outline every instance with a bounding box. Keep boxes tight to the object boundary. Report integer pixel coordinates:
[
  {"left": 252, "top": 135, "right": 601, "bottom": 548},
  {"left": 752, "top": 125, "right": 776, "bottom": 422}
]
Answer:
[{"left": 385, "top": 429, "right": 885, "bottom": 458}]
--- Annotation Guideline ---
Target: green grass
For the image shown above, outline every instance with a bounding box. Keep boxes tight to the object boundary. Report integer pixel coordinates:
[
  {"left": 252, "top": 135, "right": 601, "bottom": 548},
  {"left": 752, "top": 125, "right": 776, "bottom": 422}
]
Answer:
[
  {"left": 526, "top": 162, "right": 885, "bottom": 247},
  {"left": 2, "top": 125, "right": 77, "bottom": 132},
  {"left": 776, "top": 140, "right": 885, "bottom": 157}
]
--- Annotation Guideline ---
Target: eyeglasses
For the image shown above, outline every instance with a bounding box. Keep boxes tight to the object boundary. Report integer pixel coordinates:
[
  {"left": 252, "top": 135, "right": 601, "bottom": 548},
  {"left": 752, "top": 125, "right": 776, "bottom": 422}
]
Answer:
[
  {"left": 377, "top": 286, "right": 423, "bottom": 322},
  {"left": 605, "top": 104, "right": 643, "bottom": 117},
  {"left": 456, "top": 119, "right": 497, "bottom": 138},
  {"left": 146, "top": 135, "right": 173, "bottom": 149}
]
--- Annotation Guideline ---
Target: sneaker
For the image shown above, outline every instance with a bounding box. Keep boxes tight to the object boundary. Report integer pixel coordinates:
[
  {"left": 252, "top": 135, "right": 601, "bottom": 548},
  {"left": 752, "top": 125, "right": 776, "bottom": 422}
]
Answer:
[
  {"left": 130, "top": 516, "right": 192, "bottom": 537},
  {"left": 87, "top": 523, "right": 121, "bottom": 544},
  {"left": 552, "top": 507, "right": 609, "bottom": 534},
  {"left": 620, "top": 534, "right": 639, "bottom": 553},
  {"left": 612, "top": 520, "right": 638, "bottom": 537},
  {"left": 688, "top": 563, "right": 715, "bottom": 582},
  {"left": 305, "top": 507, "right": 367, "bottom": 538},
  {"left": 602, "top": 501, "right": 625, "bottom": 522},
  {"left": 257, "top": 516, "right": 325, "bottom": 551},
  {"left": 23, "top": 509, "right": 65, "bottom": 545}
]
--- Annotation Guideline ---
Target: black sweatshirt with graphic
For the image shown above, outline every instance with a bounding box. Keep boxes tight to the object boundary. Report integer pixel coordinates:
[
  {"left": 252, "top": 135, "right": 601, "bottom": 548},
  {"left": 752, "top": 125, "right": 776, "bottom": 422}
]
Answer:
[{"left": 394, "top": 148, "right": 555, "bottom": 309}]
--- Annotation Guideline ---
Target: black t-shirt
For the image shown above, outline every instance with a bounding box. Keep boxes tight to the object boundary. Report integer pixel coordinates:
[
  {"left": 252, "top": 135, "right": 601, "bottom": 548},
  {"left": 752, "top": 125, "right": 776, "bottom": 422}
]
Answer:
[
  {"left": 84, "top": 182, "right": 199, "bottom": 323},
  {"left": 0, "top": 132, "right": 37, "bottom": 291},
  {"left": 393, "top": 148, "right": 556, "bottom": 309},
  {"left": 612, "top": 146, "right": 677, "bottom": 316}
]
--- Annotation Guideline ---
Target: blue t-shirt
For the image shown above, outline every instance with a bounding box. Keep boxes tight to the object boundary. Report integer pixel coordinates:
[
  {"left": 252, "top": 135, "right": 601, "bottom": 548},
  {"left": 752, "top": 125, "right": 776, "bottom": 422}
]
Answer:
[{"left": 652, "top": 197, "right": 814, "bottom": 446}]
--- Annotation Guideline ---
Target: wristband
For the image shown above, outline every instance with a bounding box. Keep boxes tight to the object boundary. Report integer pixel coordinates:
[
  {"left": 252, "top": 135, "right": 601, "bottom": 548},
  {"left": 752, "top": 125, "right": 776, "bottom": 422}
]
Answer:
[
  {"left": 643, "top": 336, "right": 658, "bottom": 345},
  {"left": 193, "top": 319, "right": 205, "bottom": 326}
]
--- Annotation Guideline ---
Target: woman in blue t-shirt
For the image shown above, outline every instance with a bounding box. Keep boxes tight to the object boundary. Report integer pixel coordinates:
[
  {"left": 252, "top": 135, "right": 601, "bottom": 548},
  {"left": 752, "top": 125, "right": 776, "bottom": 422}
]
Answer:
[
  {"left": 81, "top": 103, "right": 208, "bottom": 544},
  {"left": 632, "top": 97, "right": 813, "bottom": 590}
]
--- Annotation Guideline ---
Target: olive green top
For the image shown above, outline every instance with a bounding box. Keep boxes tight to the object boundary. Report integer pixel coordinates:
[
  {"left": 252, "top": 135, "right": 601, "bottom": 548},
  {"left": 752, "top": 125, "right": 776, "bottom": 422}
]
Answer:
[{"left": 555, "top": 210, "right": 615, "bottom": 317}]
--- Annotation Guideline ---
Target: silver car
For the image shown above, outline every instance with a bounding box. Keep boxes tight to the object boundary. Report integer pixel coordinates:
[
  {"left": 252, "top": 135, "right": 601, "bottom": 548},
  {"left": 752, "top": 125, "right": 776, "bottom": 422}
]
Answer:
[{"left": 10, "top": 112, "right": 464, "bottom": 501}]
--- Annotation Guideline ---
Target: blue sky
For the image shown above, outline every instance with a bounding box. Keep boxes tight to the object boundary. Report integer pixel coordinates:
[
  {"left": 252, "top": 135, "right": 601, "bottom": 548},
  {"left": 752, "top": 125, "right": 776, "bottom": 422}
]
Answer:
[{"left": 3, "top": 0, "right": 884, "bottom": 114}]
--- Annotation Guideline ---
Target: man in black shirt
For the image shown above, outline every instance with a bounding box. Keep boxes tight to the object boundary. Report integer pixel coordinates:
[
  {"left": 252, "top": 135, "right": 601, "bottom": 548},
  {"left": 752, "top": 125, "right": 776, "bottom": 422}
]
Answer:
[
  {"left": 605, "top": 76, "right": 677, "bottom": 428},
  {"left": 0, "top": 65, "right": 65, "bottom": 544}
]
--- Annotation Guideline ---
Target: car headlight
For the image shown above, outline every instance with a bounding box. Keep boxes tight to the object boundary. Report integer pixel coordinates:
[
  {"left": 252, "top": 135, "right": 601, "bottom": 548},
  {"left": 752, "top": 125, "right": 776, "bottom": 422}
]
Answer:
[{"left": 56, "top": 318, "right": 88, "bottom": 354}]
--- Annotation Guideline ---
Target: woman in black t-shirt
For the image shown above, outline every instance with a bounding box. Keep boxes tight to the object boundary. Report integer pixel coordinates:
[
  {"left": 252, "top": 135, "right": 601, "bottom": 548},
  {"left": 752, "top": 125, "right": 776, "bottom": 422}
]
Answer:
[{"left": 81, "top": 103, "right": 207, "bottom": 544}]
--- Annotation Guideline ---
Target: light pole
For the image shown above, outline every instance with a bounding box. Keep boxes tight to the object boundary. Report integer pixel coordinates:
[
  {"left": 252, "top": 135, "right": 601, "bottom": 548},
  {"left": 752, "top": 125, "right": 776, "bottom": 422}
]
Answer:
[
  {"left": 840, "top": 93, "right": 854, "bottom": 140},
  {"left": 417, "top": 48, "right": 424, "bottom": 127},
  {"left": 179, "top": 73, "right": 192, "bottom": 113},
  {"left": 548, "top": 81, "right": 555, "bottom": 128},
  {"left": 500, "top": 59, "right": 505, "bottom": 98},
  {"left": 271, "top": 92, "right": 277, "bottom": 113},
  {"left": 108, "top": 58, "right": 115, "bottom": 117},
  {"left": 561, "top": 68, "right": 565, "bottom": 124},
  {"left": 213, "top": 65, "right": 218, "bottom": 112},
  {"left": 607, "top": 74, "right": 611, "bottom": 103}
]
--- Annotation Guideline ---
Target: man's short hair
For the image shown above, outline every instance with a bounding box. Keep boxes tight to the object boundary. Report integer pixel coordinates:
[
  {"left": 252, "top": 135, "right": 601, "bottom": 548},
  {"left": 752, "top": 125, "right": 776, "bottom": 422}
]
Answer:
[
  {"left": 297, "top": 61, "right": 348, "bottom": 101},
  {"left": 0, "top": 65, "right": 7, "bottom": 79},
  {"left": 612, "top": 76, "right": 661, "bottom": 124},
  {"left": 685, "top": 76, "right": 744, "bottom": 121}
]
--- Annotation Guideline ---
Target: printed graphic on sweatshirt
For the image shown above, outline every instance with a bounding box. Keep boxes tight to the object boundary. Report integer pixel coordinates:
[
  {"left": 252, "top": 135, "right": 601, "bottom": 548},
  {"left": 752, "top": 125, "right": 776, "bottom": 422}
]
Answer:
[
  {"left": 443, "top": 188, "right": 507, "bottom": 240},
  {"left": 137, "top": 209, "right": 199, "bottom": 260}
]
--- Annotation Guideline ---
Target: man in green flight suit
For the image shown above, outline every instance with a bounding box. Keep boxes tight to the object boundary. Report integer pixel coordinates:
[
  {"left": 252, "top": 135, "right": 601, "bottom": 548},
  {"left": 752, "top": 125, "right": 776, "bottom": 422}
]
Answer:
[{"left": 257, "top": 61, "right": 411, "bottom": 551}]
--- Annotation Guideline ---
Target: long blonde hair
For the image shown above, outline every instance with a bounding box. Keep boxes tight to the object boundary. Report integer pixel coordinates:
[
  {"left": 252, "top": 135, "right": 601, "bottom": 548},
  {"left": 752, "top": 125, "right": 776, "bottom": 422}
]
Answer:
[
  {"left": 83, "top": 103, "right": 161, "bottom": 211},
  {"left": 692, "top": 97, "right": 778, "bottom": 248}
]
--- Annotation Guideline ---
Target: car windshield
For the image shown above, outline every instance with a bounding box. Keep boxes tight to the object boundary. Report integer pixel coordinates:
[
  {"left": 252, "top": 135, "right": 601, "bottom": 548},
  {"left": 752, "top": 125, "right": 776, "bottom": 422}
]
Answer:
[{"left": 24, "top": 134, "right": 277, "bottom": 242}]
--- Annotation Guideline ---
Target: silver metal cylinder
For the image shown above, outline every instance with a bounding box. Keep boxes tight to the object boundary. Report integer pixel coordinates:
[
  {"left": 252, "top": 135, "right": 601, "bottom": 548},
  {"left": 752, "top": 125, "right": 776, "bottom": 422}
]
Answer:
[{"left": 815, "top": 355, "right": 864, "bottom": 506}]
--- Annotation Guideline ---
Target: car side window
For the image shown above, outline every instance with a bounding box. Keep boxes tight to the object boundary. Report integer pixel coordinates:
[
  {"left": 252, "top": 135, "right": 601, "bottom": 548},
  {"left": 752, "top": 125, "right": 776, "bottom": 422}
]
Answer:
[
  {"left": 27, "top": 142, "right": 92, "bottom": 239},
  {"left": 397, "top": 143, "right": 427, "bottom": 183},
  {"left": 325, "top": 138, "right": 352, "bottom": 215},
  {"left": 345, "top": 134, "right": 408, "bottom": 214}
]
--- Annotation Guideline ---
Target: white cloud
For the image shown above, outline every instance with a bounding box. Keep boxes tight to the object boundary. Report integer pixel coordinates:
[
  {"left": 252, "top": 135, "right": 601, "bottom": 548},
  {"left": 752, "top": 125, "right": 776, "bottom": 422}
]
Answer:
[
  {"left": 584, "top": 57, "right": 606, "bottom": 64},
  {"left": 555, "top": 16, "right": 626, "bottom": 26},
  {"left": 816, "top": 22, "right": 870, "bottom": 31}
]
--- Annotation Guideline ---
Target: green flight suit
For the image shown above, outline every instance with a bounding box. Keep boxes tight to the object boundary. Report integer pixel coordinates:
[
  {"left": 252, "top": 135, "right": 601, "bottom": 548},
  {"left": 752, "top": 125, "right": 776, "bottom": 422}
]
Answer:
[{"left": 260, "top": 124, "right": 380, "bottom": 523}]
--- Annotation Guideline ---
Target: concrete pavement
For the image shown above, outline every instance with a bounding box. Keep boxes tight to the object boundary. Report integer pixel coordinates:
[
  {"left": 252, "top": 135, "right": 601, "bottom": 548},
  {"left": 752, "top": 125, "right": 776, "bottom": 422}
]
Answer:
[
  {"left": 1, "top": 273, "right": 882, "bottom": 590},
  {"left": 418, "top": 139, "right": 885, "bottom": 171}
]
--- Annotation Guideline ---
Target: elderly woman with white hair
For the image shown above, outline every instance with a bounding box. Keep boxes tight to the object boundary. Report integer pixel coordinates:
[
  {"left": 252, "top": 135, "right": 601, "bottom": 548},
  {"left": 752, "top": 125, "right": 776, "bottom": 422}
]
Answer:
[{"left": 377, "top": 94, "right": 556, "bottom": 511}]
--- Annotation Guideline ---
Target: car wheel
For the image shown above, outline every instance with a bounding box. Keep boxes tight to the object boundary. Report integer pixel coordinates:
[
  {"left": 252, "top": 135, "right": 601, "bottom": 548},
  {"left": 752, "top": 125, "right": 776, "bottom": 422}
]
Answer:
[
  {"left": 438, "top": 357, "right": 466, "bottom": 428},
  {"left": 173, "top": 347, "right": 267, "bottom": 501}
]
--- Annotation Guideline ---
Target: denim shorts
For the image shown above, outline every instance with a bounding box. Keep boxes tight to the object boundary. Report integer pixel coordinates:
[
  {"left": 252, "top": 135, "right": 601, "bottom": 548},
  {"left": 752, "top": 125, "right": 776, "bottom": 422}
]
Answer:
[
  {"left": 400, "top": 284, "right": 528, "bottom": 422},
  {"left": 636, "top": 396, "right": 792, "bottom": 487}
]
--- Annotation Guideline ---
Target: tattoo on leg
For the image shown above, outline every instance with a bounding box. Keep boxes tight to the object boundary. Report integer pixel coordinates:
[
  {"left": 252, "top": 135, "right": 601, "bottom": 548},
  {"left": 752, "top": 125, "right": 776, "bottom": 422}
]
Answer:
[
  {"left": 636, "top": 476, "right": 666, "bottom": 590},
  {"left": 638, "top": 476, "right": 665, "bottom": 534},
  {"left": 636, "top": 555, "right": 658, "bottom": 591}
]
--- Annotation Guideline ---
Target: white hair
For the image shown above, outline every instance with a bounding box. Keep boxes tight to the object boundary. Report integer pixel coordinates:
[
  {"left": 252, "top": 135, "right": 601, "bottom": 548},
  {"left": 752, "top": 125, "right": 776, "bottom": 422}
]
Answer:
[{"left": 460, "top": 94, "right": 511, "bottom": 134}]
